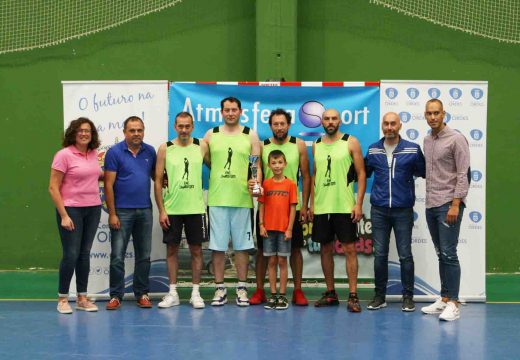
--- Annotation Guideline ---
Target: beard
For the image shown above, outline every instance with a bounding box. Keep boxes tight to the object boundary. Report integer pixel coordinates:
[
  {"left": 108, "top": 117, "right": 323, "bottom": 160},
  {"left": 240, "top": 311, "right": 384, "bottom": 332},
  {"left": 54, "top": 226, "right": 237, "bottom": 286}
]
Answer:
[
  {"left": 273, "top": 132, "right": 288, "bottom": 141},
  {"left": 384, "top": 132, "right": 397, "bottom": 139},
  {"left": 324, "top": 126, "right": 338, "bottom": 135}
]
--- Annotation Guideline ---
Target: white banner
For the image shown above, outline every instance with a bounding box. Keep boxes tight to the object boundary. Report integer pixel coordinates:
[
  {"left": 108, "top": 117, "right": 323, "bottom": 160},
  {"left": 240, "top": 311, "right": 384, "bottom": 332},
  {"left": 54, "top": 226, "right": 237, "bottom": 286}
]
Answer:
[
  {"left": 62, "top": 81, "right": 169, "bottom": 298},
  {"left": 380, "top": 80, "right": 487, "bottom": 302}
]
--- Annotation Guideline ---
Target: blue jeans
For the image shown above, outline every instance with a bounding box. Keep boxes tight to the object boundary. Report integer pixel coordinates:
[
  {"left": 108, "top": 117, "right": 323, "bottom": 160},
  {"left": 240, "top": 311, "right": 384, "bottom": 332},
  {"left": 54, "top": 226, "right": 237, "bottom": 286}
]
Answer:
[
  {"left": 56, "top": 206, "right": 101, "bottom": 296},
  {"left": 263, "top": 231, "right": 291, "bottom": 257},
  {"left": 371, "top": 206, "right": 414, "bottom": 298},
  {"left": 109, "top": 208, "right": 152, "bottom": 299},
  {"left": 426, "top": 202, "right": 465, "bottom": 301}
]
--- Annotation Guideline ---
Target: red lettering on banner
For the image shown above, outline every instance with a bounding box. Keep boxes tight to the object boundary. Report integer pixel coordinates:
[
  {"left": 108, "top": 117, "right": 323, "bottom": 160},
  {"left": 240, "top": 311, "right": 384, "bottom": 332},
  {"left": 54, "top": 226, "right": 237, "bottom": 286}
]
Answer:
[
  {"left": 238, "top": 81, "right": 260, "bottom": 86},
  {"left": 322, "top": 82, "right": 344, "bottom": 87},
  {"left": 281, "top": 82, "right": 302, "bottom": 86}
]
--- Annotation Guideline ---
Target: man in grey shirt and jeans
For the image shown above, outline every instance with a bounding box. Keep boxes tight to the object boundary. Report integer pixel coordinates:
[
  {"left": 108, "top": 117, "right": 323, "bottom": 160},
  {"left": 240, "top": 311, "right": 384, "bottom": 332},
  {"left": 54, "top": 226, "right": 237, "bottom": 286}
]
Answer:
[{"left": 421, "top": 98, "right": 470, "bottom": 321}]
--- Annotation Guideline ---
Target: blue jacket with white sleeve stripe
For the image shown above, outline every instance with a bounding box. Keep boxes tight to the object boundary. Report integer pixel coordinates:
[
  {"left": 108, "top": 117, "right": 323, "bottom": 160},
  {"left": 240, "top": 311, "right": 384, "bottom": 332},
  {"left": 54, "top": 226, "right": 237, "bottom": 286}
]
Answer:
[{"left": 365, "top": 137, "right": 425, "bottom": 208}]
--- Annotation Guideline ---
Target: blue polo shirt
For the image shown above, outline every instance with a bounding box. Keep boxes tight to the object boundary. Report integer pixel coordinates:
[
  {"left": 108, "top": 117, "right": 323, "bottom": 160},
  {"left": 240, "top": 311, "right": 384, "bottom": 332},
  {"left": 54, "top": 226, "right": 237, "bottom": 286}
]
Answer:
[{"left": 104, "top": 140, "right": 156, "bottom": 208}]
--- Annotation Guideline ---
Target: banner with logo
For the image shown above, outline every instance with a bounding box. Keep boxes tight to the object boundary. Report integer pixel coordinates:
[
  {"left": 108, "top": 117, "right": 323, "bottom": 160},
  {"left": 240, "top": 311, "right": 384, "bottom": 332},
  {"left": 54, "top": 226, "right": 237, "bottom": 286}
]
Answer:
[
  {"left": 380, "top": 80, "right": 487, "bottom": 301},
  {"left": 169, "top": 82, "right": 380, "bottom": 279},
  {"left": 62, "top": 81, "right": 169, "bottom": 298}
]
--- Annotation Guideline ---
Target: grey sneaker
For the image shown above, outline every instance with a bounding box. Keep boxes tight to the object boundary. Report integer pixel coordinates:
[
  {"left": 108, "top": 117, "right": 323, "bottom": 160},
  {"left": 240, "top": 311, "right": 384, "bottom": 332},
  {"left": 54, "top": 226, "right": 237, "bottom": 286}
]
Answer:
[
  {"left": 367, "top": 296, "right": 387, "bottom": 310},
  {"left": 402, "top": 297, "right": 416, "bottom": 312},
  {"left": 275, "top": 295, "right": 289, "bottom": 310},
  {"left": 264, "top": 295, "right": 278, "bottom": 310}
]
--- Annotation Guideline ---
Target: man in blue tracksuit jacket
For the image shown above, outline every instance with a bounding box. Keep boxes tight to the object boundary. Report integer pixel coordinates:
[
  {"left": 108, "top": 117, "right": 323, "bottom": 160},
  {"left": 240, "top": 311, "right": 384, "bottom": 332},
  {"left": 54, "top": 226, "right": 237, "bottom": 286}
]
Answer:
[{"left": 365, "top": 112, "right": 425, "bottom": 312}]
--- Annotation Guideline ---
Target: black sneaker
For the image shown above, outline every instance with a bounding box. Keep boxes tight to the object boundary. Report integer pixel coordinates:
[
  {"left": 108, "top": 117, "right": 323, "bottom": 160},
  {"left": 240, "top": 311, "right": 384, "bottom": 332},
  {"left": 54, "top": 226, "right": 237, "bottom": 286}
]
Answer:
[
  {"left": 314, "top": 290, "right": 339, "bottom": 307},
  {"left": 367, "top": 296, "right": 387, "bottom": 310},
  {"left": 275, "top": 295, "right": 289, "bottom": 310},
  {"left": 264, "top": 295, "right": 278, "bottom": 310},
  {"left": 402, "top": 296, "right": 416, "bottom": 312}
]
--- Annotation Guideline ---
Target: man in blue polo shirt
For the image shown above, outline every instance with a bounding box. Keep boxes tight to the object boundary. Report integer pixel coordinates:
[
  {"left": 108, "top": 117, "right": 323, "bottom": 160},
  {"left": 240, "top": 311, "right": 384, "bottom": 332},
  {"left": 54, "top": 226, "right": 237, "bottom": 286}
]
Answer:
[{"left": 104, "top": 116, "right": 156, "bottom": 310}]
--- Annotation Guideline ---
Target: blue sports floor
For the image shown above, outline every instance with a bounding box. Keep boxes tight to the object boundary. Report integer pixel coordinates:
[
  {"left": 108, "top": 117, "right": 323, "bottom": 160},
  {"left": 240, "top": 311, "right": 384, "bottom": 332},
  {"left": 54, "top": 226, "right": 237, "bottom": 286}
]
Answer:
[{"left": 1, "top": 300, "right": 519, "bottom": 359}]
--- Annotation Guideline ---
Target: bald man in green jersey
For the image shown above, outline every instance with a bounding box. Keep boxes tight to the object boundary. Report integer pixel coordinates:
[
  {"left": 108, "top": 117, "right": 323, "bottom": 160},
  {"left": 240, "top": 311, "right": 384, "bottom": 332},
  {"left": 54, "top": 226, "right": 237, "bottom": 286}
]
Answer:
[
  {"left": 203, "top": 97, "right": 261, "bottom": 307},
  {"left": 154, "top": 112, "right": 209, "bottom": 309},
  {"left": 311, "top": 108, "right": 366, "bottom": 312}
]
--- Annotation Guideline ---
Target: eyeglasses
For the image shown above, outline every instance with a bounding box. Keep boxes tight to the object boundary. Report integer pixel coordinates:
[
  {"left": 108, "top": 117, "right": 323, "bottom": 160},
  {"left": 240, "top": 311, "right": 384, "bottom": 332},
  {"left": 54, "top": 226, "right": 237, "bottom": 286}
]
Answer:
[{"left": 77, "top": 129, "right": 92, "bottom": 134}]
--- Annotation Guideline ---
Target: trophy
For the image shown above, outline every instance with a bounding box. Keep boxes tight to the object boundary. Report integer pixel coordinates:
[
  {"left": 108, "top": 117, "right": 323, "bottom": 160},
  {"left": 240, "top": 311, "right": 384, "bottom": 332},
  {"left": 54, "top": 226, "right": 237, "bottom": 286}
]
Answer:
[{"left": 248, "top": 155, "right": 261, "bottom": 196}]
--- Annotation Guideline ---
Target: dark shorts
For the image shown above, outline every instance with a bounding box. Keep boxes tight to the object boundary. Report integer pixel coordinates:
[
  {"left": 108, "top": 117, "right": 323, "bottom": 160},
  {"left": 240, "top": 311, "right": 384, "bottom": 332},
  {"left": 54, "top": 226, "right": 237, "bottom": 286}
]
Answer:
[
  {"left": 312, "top": 213, "right": 357, "bottom": 244},
  {"left": 256, "top": 210, "right": 304, "bottom": 250},
  {"left": 163, "top": 214, "right": 208, "bottom": 246}
]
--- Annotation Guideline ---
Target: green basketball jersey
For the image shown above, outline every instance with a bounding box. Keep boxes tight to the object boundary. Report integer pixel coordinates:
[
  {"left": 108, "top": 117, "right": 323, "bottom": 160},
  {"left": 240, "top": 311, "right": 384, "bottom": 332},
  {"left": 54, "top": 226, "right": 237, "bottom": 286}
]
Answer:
[
  {"left": 262, "top": 136, "right": 302, "bottom": 210},
  {"left": 163, "top": 139, "right": 205, "bottom": 215},
  {"left": 313, "top": 134, "right": 356, "bottom": 214},
  {"left": 208, "top": 126, "right": 253, "bottom": 208}
]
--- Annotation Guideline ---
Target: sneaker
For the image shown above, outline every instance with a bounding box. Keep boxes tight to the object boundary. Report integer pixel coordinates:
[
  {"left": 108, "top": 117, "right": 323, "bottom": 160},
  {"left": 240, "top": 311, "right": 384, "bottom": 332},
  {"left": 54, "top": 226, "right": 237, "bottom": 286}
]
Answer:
[
  {"left": 57, "top": 300, "right": 73, "bottom": 314},
  {"left": 347, "top": 293, "right": 362, "bottom": 313},
  {"left": 158, "top": 292, "right": 180, "bottom": 308},
  {"left": 421, "top": 298, "right": 447, "bottom": 314},
  {"left": 106, "top": 297, "right": 121, "bottom": 310},
  {"left": 211, "top": 287, "right": 228, "bottom": 306},
  {"left": 190, "top": 293, "right": 205, "bottom": 309},
  {"left": 275, "top": 295, "right": 289, "bottom": 310},
  {"left": 250, "top": 288, "right": 267, "bottom": 305},
  {"left": 315, "top": 290, "right": 339, "bottom": 307},
  {"left": 402, "top": 296, "right": 416, "bottom": 312},
  {"left": 236, "top": 286, "right": 250, "bottom": 307},
  {"left": 137, "top": 294, "right": 152, "bottom": 308},
  {"left": 264, "top": 295, "right": 278, "bottom": 310},
  {"left": 367, "top": 296, "right": 387, "bottom": 310},
  {"left": 439, "top": 302, "right": 460, "bottom": 321},
  {"left": 76, "top": 299, "right": 98, "bottom": 312},
  {"left": 292, "top": 289, "right": 309, "bottom": 306}
]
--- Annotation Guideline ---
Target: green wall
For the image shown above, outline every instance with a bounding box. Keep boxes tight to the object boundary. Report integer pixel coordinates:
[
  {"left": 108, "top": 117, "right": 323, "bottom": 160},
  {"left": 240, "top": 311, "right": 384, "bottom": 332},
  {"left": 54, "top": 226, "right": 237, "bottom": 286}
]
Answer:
[
  {"left": 1, "top": 0, "right": 518, "bottom": 272},
  {"left": 0, "top": 0, "right": 256, "bottom": 269},
  {"left": 297, "top": 0, "right": 520, "bottom": 272}
]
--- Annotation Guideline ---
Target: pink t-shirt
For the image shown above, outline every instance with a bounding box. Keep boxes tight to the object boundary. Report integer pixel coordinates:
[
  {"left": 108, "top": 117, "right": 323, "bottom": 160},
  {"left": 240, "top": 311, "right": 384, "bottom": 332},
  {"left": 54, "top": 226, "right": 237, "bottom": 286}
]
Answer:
[{"left": 51, "top": 145, "right": 102, "bottom": 207}]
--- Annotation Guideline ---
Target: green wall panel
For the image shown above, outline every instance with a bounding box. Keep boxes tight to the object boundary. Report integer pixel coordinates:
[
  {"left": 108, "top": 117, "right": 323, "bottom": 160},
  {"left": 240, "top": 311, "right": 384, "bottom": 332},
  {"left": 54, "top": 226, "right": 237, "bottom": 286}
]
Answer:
[
  {"left": 1, "top": 0, "right": 518, "bottom": 272},
  {"left": 0, "top": 0, "right": 255, "bottom": 269},
  {"left": 298, "top": 0, "right": 520, "bottom": 272}
]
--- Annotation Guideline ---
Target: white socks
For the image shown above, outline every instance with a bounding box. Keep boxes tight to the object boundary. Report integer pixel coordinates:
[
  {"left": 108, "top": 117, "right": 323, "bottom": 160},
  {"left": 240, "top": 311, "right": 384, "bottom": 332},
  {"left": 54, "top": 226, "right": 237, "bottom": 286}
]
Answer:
[{"left": 169, "top": 284, "right": 178, "bottom": 294}]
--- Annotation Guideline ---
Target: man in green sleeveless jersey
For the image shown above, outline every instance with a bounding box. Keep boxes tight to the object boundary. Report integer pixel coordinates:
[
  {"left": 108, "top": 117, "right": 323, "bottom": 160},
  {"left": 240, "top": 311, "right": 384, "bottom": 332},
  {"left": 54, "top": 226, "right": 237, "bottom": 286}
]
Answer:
[
  {"left": 203, "top": 97, "right": 261, "bottom": 307},
  {"left": 311, "top": 108, "right": 366, "bottom": 312},
  {"left": 249, "top": 108, "right": 311, "bottom": 306},
  {"left": 154, "top": 112, "right": 209, "bottom": 309}
]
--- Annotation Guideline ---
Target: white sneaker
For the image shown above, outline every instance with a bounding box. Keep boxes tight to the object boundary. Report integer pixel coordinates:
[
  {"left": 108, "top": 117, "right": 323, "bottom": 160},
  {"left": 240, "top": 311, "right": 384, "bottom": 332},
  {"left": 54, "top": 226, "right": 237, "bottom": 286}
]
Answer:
[
  {"left": 439, "top": 302, "right": 460, "bottom": 321},
  {"left": 211, "top": 287, "right": 227, "bottom": 306},
  {"left": 236, "top": 286, "right": 250, "bottom": 307},
  {"left": 158, "top": 292, "right": 180, "bottom": 308},
  {"left": 421, "top": 298, "right": 447, "bottom": 314},
  {"left": 57, "top": 300, "right": 73, "bottom": 314},
  {"left": 190, "top": 293, "right": 205, "bottom": 309},
  {"left": 76, "top": 299, "right": 98, "bottom": 312}
]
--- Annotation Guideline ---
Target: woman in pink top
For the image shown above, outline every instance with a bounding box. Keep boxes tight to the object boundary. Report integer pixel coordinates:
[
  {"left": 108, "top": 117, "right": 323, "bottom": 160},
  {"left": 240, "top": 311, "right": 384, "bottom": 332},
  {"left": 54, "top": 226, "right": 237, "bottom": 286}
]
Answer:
[{"left": 49, "top": 118, "right": 102, "bottom": 314}]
